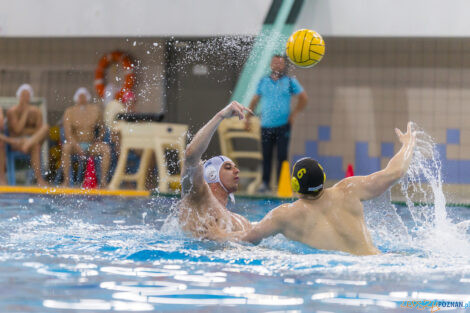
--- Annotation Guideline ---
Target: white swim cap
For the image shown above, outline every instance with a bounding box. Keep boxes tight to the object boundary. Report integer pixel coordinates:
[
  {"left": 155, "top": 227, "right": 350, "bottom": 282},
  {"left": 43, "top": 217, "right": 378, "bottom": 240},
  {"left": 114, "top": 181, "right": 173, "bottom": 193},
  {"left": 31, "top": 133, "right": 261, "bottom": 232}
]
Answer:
[
  {"left": 16, "top": 84, "right": 34, "bottom": 99},
  {"left": 73, "top": 87, "right": 91, "bottom": 103},
  {"left": 204, "top": 155, "right": 236, "bottom": 203}
]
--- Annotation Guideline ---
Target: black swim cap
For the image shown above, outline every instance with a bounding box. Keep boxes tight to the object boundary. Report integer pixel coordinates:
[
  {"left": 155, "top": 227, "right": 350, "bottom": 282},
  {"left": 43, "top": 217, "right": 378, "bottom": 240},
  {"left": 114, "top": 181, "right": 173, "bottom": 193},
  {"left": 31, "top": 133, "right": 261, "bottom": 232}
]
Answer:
[{"left": 291, "top": 158, "right": 326, "bottom": 195}]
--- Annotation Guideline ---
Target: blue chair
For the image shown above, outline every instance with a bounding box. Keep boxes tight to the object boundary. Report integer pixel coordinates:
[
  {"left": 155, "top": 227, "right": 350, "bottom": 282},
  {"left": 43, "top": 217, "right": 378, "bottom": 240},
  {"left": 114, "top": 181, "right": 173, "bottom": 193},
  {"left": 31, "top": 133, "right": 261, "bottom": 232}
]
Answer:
[
  {"left": 5, "top": 126, "right": 35, "bottom": 185},
  {"left": 6, "top": 145, "right": 35, "bottom": 185}
]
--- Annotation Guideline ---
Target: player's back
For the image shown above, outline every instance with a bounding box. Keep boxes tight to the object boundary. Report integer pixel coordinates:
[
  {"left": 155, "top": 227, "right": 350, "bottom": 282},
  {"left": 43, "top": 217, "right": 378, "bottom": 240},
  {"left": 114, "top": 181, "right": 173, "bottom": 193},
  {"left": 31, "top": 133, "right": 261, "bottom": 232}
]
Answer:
[{"left": 280, "top": 185, "right": 380, "bottom": 255}]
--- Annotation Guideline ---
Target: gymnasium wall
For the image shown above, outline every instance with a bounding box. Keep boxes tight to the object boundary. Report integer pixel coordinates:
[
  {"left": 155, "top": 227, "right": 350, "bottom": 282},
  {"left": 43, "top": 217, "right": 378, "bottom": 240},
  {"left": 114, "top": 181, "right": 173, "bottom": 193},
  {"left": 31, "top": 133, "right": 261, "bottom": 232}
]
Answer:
[
  {"left": 3, "top": 0, "right": 469, "bottom": 38},
  {"left": 298, "top": 0, "right": 470, "bottom": 37},
  {"left": 289, "top": 37, "right": 470, "bottom": 186},
  {"left": 0, "top": 0, "right": 270, "bottom": 37}
]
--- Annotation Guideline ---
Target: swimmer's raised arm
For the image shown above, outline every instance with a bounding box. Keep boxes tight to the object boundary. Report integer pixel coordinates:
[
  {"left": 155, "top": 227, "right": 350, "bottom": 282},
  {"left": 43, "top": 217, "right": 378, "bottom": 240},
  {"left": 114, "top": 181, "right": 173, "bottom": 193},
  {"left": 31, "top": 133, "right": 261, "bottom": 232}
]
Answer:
[
  {"left": 181, "top": 101, "right": 253, "bottom": 196},
  {"left": 338, "top": 122, "right": 416, "bottom": 201}
]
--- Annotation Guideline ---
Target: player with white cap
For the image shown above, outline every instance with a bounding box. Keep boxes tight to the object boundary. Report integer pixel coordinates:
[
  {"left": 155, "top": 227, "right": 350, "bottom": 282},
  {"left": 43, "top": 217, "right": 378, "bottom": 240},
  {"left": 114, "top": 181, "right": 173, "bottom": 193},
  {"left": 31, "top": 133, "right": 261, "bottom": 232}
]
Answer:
[{"left": 179, "top": 101, "right": 253, "bottom": 240}]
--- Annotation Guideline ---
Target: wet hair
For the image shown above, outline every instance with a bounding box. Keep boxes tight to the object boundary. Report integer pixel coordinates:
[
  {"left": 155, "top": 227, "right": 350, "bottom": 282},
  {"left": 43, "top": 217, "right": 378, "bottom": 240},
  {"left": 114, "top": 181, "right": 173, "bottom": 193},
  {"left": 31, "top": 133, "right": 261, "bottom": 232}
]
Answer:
[{"left": 291, "top": 158, "right": 326, "bottom": 197}]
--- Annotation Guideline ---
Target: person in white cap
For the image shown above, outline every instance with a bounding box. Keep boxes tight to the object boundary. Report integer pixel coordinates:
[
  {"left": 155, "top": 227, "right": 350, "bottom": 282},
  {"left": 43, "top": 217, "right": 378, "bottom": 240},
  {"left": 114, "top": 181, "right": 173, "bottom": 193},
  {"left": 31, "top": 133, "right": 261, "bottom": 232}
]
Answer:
[
  {"left": 61, "top": 87, "right": 110, "bottom": 187},
  {"left": 6, "top": 84, "right": 49, "bottom": 186},
  {"left": 179, "top": 101, "right": 253, "bottom": 240}
]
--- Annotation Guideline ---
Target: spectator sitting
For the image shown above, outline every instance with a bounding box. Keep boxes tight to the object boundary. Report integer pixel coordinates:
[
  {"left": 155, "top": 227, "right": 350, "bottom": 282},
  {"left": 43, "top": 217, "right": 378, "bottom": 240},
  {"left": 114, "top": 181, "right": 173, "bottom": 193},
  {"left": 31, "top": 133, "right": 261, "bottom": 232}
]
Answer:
[
  {"left": 61, "top": 87, "right": 111, "bottom": 188},
  {"left": 6, "top": 84, "right": 49, "bottom": 186}
]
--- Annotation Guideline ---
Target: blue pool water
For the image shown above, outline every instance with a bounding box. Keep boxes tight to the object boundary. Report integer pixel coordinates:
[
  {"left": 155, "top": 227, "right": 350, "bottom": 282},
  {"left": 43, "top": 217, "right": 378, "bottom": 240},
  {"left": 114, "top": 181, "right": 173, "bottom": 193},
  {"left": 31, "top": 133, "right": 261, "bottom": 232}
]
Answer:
[{"left": 1, "top": 192, "right": 470, "bottom": 312}]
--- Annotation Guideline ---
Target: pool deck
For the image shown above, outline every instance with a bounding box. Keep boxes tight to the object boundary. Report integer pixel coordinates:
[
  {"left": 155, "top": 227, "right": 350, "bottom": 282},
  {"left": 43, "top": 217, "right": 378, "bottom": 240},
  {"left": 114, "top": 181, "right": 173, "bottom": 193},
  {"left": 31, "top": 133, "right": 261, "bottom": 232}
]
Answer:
[
  {"left": 0, "top": 184, "right": 469, "bottom": 207},
  {"left": 0, "top": 186, "right": 150, "bottom": 197},
  {"left": 390, "top": 184, "right": 470, "bottom": 207}
]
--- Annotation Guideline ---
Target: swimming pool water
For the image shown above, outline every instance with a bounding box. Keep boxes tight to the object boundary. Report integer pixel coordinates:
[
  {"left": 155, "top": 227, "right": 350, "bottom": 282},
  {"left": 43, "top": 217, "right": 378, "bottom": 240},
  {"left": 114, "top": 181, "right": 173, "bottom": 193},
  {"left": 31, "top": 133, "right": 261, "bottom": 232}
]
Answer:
[{"left": 1, "top": 193, "right": 470, "bottom": 312}]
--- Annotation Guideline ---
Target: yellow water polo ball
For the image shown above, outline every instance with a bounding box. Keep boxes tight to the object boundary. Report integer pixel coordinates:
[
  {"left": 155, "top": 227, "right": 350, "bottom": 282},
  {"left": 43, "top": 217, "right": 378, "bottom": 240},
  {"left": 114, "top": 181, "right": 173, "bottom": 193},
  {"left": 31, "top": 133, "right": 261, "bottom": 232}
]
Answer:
[{"left": 286, "top": 29, "right": 325, "bottom": 68}]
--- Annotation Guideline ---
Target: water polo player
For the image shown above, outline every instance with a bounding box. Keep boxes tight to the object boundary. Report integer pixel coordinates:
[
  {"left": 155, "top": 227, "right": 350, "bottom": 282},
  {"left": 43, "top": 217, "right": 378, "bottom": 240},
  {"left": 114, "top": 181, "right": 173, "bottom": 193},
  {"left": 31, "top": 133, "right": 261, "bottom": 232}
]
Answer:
[
  {"left": 238, "top": 123, "right": 416, "bottom": 255},
  {"left": 178, "top": 101, "right": 252, "bottom": 240}
]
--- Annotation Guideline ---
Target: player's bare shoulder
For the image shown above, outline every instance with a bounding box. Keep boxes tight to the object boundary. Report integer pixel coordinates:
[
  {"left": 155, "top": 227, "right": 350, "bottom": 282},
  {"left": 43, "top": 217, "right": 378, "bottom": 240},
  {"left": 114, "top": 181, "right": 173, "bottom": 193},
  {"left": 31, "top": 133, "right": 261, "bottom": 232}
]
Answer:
[
  {"left": 332, "top": 177, "right": 365, "bottom": 214},
  {"left": 268, "top": 202, "right": 295, "bottom": 225},
  {"left": 90, "top": 103, "right": 103, "bottom": 118},
  {"left": 64, "top": 105, "right": 75, "bottom": 116},
  {"left": 332, "top": 177, "right": 357, "bottom": 196},
  {"left": 91, "top": 103, "right": 102, "bottom": 112}
]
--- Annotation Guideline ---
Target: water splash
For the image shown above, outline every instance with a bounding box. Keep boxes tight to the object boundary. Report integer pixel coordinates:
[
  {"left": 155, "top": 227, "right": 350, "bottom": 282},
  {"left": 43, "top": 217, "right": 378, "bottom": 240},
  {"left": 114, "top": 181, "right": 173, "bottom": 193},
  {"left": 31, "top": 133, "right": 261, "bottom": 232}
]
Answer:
[
  {"left": 367, "top": 122, "right": 470, "bottom": 256},
  {"left": 159, "top": 202, "right": 185, "bottom": 238},
  {"left": 411, "top": 125, "right": 470, "bottom": 256}
]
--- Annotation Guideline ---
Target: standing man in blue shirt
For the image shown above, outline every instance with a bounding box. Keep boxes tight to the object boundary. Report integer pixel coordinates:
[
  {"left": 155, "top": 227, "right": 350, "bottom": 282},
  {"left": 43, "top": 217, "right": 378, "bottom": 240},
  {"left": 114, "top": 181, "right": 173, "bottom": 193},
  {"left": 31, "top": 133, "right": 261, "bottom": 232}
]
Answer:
[{"left": 246, "top": 55, "right": 308, "bottom": 192}]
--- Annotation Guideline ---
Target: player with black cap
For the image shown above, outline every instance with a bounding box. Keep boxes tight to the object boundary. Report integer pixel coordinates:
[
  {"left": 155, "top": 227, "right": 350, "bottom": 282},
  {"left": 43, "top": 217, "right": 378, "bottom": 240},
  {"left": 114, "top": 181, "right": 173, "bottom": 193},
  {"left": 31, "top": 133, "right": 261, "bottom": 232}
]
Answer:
[
  {"left": 237, "top": 122, "right": 416, "bottom": 255},
  {"left": 290, "top": 157, "right": 326, "bottom": 198}
]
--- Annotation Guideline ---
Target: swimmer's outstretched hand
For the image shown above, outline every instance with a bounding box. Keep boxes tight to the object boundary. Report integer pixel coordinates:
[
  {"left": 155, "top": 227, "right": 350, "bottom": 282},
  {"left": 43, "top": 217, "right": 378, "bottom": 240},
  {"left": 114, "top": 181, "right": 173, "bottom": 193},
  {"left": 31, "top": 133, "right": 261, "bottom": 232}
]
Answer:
[
  {"left": 218, "top": 101, "right": 254, "bottom": 120},
  {"left": 395, "top": 122, "right": 416, "bottom": 149}
]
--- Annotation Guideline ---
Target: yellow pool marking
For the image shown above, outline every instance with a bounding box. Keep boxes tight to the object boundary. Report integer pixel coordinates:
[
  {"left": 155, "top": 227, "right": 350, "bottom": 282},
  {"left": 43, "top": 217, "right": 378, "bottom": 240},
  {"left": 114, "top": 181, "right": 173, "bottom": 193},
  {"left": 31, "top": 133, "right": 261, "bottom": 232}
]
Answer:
[{"left": 0, "top": 186, "right": 150, "bottom": 197}]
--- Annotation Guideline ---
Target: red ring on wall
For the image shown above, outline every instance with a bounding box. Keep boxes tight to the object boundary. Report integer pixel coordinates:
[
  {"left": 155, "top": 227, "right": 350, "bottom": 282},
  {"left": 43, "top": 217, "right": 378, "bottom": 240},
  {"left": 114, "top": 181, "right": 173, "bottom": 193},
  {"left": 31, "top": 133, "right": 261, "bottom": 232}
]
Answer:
[{"left": 94, "top": 51, "right": 135, "bottom": 101}]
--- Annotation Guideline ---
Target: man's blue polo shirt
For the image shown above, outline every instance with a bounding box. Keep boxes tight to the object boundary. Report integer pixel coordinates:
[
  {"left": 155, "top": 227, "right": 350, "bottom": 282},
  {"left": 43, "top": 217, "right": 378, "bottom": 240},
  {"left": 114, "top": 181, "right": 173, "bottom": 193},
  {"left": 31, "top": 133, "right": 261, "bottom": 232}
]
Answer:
[{"left": 256, "top": 75, "right": 304, "bottom": 128}]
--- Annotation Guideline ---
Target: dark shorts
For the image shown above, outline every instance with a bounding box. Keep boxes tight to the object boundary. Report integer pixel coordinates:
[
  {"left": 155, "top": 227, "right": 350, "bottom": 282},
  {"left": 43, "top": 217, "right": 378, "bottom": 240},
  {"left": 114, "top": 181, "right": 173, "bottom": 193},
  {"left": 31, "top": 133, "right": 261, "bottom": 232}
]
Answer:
[{"left": 261, "top": 123, "right": 290, "bottom": 185}]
